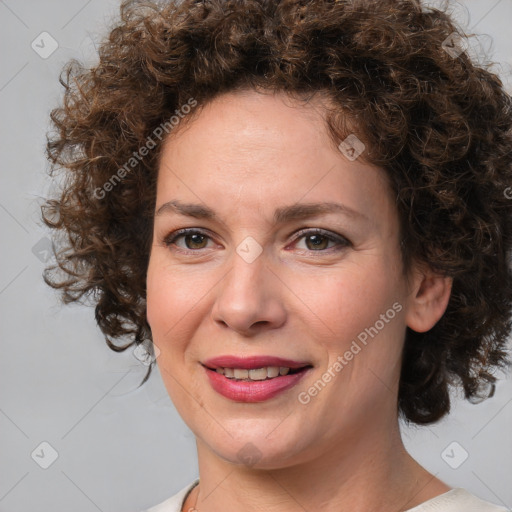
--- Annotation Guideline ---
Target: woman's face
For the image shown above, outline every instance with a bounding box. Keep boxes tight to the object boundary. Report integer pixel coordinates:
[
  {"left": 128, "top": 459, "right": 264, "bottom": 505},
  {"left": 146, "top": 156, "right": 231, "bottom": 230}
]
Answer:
[{"left": 147, "top": 89, "right": 415, "bottom": 468}]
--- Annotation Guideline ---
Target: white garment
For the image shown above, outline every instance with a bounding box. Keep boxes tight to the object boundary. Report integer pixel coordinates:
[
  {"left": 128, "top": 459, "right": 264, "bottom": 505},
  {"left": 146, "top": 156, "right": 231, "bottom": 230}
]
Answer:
[{"left": 143, "top": 479, "right": 509, "bottom": 512}]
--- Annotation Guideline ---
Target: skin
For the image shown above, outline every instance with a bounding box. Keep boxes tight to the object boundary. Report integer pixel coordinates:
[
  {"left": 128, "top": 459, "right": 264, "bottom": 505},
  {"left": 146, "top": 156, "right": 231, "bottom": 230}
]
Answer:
[{"left": 146, "top": 89, "right": 453, "bottom": 512}]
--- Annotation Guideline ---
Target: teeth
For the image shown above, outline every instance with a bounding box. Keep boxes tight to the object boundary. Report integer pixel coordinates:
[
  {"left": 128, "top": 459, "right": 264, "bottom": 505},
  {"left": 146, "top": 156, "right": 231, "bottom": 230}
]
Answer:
[
  {"left": 267, "top": 366, "right": 280, "bottom": 378},
  {"left": 233, "top": 368, "right": 249, "bottom": 379},
  {"left": 213, "top": 366, "right": 298, "bottom": 381},
  {"left": 248, "top": 368, "right": 268, "bottom": 380}
]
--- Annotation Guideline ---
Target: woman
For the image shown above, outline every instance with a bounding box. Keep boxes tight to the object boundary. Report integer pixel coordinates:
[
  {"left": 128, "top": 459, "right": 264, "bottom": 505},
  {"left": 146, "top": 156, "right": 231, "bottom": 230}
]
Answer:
[{"left": 42, "top": 0, "right": 512, "bottom": 511}]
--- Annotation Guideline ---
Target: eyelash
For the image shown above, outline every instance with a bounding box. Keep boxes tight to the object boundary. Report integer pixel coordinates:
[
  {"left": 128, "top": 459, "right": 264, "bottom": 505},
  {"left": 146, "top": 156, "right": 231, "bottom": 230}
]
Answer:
[{"left": 162, "top": 228, "right": 351, "bottom": 255}]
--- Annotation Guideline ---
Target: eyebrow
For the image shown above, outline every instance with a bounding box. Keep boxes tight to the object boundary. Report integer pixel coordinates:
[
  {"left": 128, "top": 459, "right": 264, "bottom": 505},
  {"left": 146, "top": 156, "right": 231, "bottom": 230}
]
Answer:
[{"left": 156, "top": 199, "right": 368, "bottom": 223}]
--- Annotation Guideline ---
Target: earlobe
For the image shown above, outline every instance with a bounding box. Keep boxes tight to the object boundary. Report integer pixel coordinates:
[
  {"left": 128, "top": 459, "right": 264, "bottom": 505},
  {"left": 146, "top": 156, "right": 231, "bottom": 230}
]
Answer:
[{"left": 405, "top": 267, "right": 453, "bottom": 333}]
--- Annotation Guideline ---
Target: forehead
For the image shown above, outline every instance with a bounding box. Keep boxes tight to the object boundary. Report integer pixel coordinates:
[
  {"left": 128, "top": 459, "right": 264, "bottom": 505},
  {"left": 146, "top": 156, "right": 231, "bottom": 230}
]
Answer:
[
  {"left": 161, "top": 89, "right": 335, "bottom": 164},
  {"left": 156, "top": 89, "right": 393, "bottom": 224}
]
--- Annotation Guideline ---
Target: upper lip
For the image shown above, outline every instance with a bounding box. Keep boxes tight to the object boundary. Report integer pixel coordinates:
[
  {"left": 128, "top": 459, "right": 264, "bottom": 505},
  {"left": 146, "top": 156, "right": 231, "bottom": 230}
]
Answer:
[{"left": 202, "top": 355, "right": 312, "bottom": 370}]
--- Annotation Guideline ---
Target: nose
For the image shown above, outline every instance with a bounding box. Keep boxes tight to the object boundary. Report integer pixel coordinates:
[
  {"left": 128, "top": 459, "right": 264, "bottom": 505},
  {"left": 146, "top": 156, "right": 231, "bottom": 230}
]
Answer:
[{"left": 210, "top": 249, "right": 287, "bottom": 336}]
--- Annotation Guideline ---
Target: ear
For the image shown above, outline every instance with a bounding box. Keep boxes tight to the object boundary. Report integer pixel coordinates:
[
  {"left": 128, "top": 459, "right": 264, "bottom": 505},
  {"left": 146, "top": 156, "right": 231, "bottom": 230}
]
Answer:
[{"left": 405, "top": 264, "right": 453, "bottom": 333}]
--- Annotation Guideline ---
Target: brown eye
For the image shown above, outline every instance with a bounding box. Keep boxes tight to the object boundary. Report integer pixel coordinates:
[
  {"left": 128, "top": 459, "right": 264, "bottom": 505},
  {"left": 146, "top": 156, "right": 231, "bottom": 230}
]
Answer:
[
  {"left": 304, "top": 233, "right": 330, "bottom": 251},
  {"left": 292, "top": 229, "right": 351, "bottom": 253},
  {"left": 163, "top": 229, "right": 213, "bottom": 251},
  {"left": 182, "top": 233, "right": 208, "bottom": 249}
]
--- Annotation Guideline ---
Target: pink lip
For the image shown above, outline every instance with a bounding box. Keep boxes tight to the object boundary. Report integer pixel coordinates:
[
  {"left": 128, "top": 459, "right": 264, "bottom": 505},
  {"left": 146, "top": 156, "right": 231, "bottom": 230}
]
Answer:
[
  {"left": 202, "top": 355, "right": 311, "bottom": 370},
  {"left": 203, "top": 366, "right": 311, "bottom": 402}
]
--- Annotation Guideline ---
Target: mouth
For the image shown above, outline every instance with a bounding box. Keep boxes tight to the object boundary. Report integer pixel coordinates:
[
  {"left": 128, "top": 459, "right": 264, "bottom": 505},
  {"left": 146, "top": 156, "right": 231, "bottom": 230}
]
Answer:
[
  {"left": 201, "top": 364, "right": 312, "bottom": 381},
  {"left": 201, "top": 355, "right": 314, "bottom": 402},
  {"left": 201, "top": 355, "right": 313, "bottom": 379}
]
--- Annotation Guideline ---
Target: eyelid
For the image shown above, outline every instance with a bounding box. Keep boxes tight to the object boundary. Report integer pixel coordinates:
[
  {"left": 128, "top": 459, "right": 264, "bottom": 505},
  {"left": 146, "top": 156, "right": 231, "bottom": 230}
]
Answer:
[
  {"left": 289, "top": 228, "right": 351, "bottom": 251},
  {"left": 162, "top": 228, "right": 217, "bottom": 249},
  {"left": 162, "top": 227, "right": 351, "bottom": 254}
]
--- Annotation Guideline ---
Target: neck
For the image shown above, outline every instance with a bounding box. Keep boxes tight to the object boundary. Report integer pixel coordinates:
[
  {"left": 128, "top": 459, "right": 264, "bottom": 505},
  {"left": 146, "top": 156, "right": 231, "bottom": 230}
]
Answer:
[{"left": 185, "top": 417, "right": 449, "bottom": 512}]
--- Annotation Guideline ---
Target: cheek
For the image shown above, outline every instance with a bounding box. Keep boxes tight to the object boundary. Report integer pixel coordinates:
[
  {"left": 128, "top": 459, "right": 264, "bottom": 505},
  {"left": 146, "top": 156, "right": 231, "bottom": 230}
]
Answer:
[
  {"left": 311, "top": 261, "right": 401, "bottom": 340},
  {"left": 146, "top": 256, "right": 208, "bottom": 401},
  {"left": 310, "top": 261, "right": 407, "bottom": 400},
  {"left": 146, "top": 252, "right": 218, "bottom": 372},
  {"left": 146, "top": 257, "right": 188, "bottom": 363},
  {"left": 146, "top": 254, "right": 199, "bottom": 334},
  {"left": 310, "top": 270, "right": 406, "bottom": 409},
  {"left": 146, "top": 261, "right": 171, "bottom": 336}
]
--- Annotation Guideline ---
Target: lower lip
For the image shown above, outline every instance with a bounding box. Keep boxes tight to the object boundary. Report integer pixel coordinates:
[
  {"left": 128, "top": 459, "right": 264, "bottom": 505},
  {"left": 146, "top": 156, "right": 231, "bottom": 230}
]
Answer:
[{"left": 203, "top": 366, "right": 311, "bottom": 402}]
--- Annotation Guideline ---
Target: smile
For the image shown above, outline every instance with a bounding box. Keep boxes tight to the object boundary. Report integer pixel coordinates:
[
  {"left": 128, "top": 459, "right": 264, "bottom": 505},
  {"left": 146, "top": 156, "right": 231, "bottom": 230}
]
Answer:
[
  {"left": 213, "top": 366, "right": 304, "bottom": 380},
  {"left": 202, "top": 363, "right": 312, "bottom": 402}
]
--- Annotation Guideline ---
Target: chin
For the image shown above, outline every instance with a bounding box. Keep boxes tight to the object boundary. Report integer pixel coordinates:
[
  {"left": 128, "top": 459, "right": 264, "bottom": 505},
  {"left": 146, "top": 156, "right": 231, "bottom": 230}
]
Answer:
[{"left": 202, "top": 428, "right": 314, "bottom": 470}]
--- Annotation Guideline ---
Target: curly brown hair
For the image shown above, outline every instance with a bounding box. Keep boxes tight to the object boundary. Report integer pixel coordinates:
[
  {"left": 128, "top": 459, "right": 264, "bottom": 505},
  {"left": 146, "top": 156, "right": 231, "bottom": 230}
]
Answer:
[{"left": 42, "top": 0, "right": 512, "bottom": 424}]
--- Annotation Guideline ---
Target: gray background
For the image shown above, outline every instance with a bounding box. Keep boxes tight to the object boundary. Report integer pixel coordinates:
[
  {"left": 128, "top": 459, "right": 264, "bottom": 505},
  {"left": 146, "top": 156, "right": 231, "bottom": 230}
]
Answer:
[{"left": 1, "top": 1, "right": 511, "bottom": 511}]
